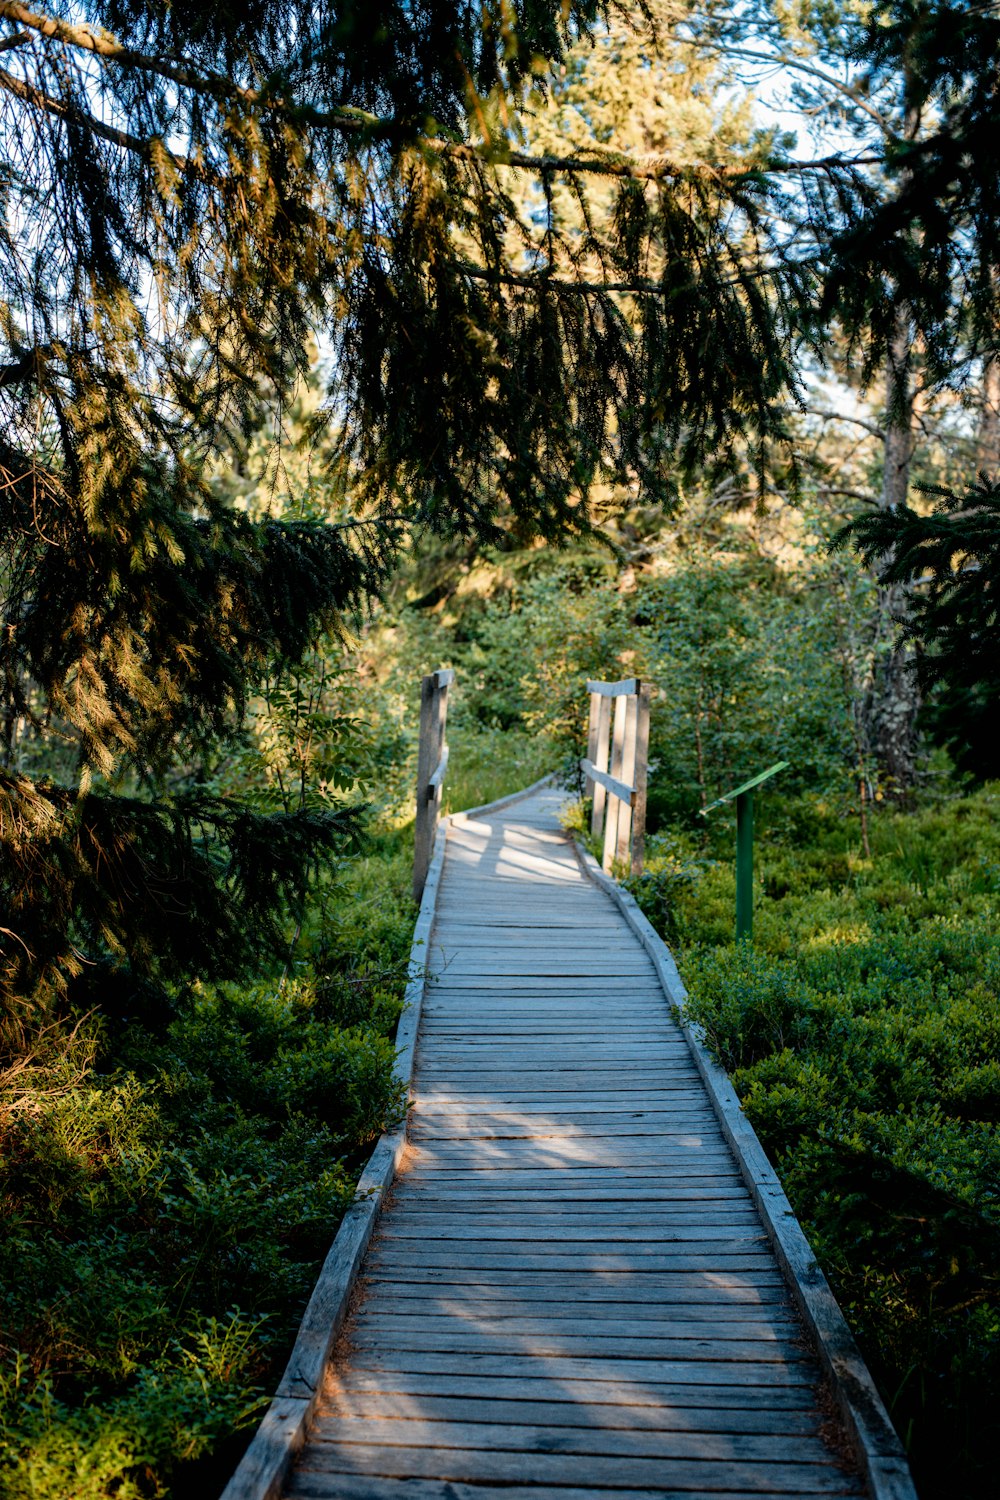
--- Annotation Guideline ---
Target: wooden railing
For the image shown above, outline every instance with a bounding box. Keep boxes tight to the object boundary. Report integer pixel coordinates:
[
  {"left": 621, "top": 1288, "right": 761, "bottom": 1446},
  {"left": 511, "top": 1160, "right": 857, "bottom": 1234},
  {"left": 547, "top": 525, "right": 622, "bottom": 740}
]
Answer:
[
  {"left": 413, "top": 668, "right": 454, "bottom": 901},
  {"left": 580, "top": 677, "right": 651, "bottom": 876}
]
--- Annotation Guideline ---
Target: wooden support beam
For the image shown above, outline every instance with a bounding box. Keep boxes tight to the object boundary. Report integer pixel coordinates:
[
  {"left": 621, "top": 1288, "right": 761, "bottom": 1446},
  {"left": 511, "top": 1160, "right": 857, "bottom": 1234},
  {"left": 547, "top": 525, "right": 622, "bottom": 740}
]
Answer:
[
  {"left": 630, "top": 684, "right": 651, "bottom": 877},
  {"left": 589, "top": 696, "right": 612, "bottom": 837},
  {"left": 602, "top": 693, "right": 628, "bottom": 873},
  {"left": 414, "top": 671, "right": 453, "bottom": 901},
  {"left": 615, "top": 694, "right": 639, "bottom": 864},
  {"left": 586, "top": 677, "right": 639, "bottom": 697}
]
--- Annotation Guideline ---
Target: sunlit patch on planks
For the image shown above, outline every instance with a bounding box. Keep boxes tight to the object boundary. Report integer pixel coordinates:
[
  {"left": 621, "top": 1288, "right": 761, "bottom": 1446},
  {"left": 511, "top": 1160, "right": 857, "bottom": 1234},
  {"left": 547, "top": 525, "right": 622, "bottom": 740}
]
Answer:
[{"left": 285, "top": 787, "right": 868, "bottom": 1500}]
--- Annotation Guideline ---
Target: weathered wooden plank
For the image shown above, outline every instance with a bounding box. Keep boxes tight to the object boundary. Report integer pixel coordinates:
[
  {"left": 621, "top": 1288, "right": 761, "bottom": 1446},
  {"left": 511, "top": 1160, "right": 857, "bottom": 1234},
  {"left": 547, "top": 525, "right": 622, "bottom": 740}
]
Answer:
[
  {"left": 384, "top": 1210, "right": 762, "bottom": 1232},
  {"left": 401, "top": 1145, "right": 736, "bottom": 1163},
  {"left": 394, "top": 1189, "right": 750, "bottom": 1207},
  {"left": 296, "top": 1445, "right": 859, "bottom": 1492},
  {"left": 361, "top": 1291, "right": 789, "bottom": 1316},
  {"left": 416, "top": 1053, "right": 696, "bottom": 1067},
  {"left": 307, "top": 1416, "right": 842, "bottom": 1464},
  {"left": 361, "top": 1272, "right": 787, "bottom": 1294},
  {"left": 410, "top": 1098, "right": 722, "bottom": 1110},
  {"left": 366, "top": 1253, "right": 778, "bottom": 1275},
  {"left": 359, "top": 1313, "right": 795, "bottom": 1341},
  {"left": 413, "top": 1092, "right": 710, "bottom": 1104},
  {"left": 319, "top": 1390, "right": 819, "bottom": 1433},
  {"left": 331, "top": 1367, "right": 816, "bottom": 1405},
  {"left": 288, "top": 1478, "right": 862, "bottom": 1500},
  {"left": 379, "top": 1215, "right": 768, "bottom": 1238},
  {"left": 430, "top": 938, "right": 645, "bottom": 951},
  {"left": 368, "top": 1292, "right": 791, "bottom": 1317},
  {"left": 413, "top": 1066, "right": 718, "bottom": 1081},
  {"left": 415, "top": 1088, "right": 705, "bottom": 1104},
  {"left": 409, "top": 1111, "right": 724, "bottom": 1130},
  {"left": 344, "top": 1349, "right": 815, "bottom": 1384},
  {"left": 389, "top": 1199, "right": 759, "bottom": 1218},
  {"left": 394, "top": 1200, "right": 749, "bottom": 1217},
  {"left": 350, "top": 1329, "right": 806, "bottom": 1362},
  {"left": 420, "top": 1023, "right": 675, "bottom": 1035}
]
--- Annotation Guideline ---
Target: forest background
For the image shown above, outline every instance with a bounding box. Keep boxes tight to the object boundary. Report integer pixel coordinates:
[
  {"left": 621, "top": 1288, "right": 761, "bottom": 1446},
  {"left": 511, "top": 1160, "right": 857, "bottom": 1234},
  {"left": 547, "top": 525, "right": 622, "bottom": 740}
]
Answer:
[{"left": 1, "top": 3, "right": 999, "bottom": 1500}]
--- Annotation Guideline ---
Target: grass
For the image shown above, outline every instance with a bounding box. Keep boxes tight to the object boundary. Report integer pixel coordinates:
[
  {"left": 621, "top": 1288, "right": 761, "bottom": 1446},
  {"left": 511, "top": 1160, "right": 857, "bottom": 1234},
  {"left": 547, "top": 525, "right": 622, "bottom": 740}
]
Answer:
[{"left": 442, "top": 725, "right": 557, "bottom": 814}]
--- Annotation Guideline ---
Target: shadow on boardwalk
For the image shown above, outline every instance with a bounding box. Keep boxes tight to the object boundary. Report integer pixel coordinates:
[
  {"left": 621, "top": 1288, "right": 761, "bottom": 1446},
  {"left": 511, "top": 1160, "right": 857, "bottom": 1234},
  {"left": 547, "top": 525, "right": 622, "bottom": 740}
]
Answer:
[{"left": 285, "top": 786, "right": 869, "bottom": 1500}]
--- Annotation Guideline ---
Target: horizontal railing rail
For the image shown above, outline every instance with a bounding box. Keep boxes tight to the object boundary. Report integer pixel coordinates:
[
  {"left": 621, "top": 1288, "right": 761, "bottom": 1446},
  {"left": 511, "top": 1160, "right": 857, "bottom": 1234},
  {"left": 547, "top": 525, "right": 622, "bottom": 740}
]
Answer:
[{"left": 578, "top": 760, "right": 636, "bottom": 806}]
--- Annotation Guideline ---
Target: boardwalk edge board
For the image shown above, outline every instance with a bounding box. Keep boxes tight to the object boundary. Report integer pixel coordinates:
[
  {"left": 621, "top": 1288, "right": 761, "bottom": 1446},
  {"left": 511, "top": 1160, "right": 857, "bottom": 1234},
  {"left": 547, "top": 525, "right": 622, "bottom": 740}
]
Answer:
[
  {"left": 570, "top": 834, "right": 918, "bottom": 1500},
  {"left": 219, "top": 778, "right": 555, "bottom": 1500}
]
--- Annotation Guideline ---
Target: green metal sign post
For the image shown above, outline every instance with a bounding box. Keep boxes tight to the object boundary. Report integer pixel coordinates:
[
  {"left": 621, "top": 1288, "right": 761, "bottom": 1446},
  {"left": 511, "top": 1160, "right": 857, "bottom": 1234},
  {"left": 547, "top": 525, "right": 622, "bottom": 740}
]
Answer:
[{"left": 701, "top": 761, "right": 789, "bottom": 942}]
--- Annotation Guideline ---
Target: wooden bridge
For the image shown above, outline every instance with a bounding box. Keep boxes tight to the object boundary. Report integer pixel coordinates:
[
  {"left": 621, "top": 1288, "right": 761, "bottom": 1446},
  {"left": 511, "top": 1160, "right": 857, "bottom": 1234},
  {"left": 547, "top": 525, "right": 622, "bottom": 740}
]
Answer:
[{"left": 225, "top": 781, "right": 916, "bottom": 1500}]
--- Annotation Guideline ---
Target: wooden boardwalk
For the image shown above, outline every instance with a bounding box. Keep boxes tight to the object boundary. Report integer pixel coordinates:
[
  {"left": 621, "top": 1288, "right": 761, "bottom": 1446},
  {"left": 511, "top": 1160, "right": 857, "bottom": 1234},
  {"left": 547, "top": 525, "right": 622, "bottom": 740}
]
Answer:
[{"left": 285, "top": 785, "right": 867, "bottom": 1499}]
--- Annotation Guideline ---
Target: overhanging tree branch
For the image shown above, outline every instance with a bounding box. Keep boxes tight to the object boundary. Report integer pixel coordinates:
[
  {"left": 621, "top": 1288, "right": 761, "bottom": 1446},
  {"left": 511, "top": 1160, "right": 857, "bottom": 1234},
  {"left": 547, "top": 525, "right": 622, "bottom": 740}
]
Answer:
[{"left": 0, "top": 0, "right": 878, "bottom": 186}]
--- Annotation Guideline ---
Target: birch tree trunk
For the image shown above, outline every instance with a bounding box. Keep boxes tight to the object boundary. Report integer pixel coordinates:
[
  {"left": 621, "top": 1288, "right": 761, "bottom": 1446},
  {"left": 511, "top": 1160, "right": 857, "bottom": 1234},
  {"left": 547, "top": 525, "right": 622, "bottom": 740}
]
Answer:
[{"left": 861, "top": 306, "right": 922, "bottom": 793}]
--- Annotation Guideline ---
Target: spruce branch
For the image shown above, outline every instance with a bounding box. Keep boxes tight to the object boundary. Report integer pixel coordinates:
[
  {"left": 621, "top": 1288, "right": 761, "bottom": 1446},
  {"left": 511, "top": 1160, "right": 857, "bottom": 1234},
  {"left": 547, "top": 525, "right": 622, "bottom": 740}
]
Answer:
[{"left": 0, "top": 1, "right": 877, "bottom": 186}]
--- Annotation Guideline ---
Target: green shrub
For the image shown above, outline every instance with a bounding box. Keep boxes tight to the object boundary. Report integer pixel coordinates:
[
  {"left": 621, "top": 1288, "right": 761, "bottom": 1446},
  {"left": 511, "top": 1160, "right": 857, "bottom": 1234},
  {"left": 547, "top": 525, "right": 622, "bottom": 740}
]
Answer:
[
  {"left": 0, "top": 839, "right": 412, "bottom": 1497},
  {"left": 650, "top": 785, "right": 1000, "bottom": 1500}
]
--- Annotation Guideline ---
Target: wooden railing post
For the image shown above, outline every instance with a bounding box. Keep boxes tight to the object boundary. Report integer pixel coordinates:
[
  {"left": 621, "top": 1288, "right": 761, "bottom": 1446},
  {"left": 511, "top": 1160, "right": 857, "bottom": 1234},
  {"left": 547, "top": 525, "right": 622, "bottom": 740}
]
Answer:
[
  {"left": 603, "top": 693, "right": 628, "bottom": 873},
  {"left": 580, "top": 676, "right": 652, "bottom": 878},
  {"left": 630, "top": 684, "right": 651, "bottom": 877},
  {"left": 590, "top": 694, "right": 611, "bottom": 838},
  {"left": 413, "top": 669, "right": 454, "bottom": 903}
]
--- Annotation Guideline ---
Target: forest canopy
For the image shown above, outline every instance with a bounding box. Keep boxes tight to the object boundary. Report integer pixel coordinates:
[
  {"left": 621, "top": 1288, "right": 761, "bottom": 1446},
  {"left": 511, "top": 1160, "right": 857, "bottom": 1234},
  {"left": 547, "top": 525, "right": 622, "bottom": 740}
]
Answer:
[
  {"left": 2, "top": 0, "right": 999, "bottom": 1059},
  {"left": 3, "top": 5, "right": 1000, "bottom": 1500}
]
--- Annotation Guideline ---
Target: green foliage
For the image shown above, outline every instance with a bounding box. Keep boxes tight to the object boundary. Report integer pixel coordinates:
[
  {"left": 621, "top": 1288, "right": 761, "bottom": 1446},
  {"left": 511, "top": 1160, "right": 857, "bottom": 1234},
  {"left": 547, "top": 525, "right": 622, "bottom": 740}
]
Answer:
[
  {"left": 0, "top": 1327, "right": 266, "bottom": 1500},
  {"left": 637, "top": 535, "right": 864, "bottom": 819},
  {"left": 648, "top": 787, "right": 1000, "bottom": 1500},
  {"left": 396, "top": 513, "right": 873, "bottom": 822},
  {"left": 0, "top": 802, "right": 414, "bottom": 1497},
  {"left": 839, "top": 474, "right": 1000, "bottom": 779},
  {"left": 821, "top": 1, "right": 1000, "bottom": 381}
]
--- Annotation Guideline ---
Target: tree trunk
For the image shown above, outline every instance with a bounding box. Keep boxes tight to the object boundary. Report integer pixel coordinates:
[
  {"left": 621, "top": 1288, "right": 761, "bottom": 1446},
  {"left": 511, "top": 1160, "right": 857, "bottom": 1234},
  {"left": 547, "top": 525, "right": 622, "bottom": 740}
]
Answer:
[
  {"left": 863, "top": 305, "right": 922, "bottom": 793},
  {"left": 977, "top": 354, "right": 1000, "bottom": 474}
]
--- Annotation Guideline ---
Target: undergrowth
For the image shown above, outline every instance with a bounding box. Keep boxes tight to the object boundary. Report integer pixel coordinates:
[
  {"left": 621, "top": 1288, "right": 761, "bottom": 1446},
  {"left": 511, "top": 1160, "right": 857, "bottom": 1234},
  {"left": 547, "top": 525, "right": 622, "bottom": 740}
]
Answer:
[
  {"left": 0, "top": 827, "right": 415, "bottom": 1499},
  {"left": 0, "top": 729, "right": 550, "bottom": 1498},
  {"left": 626, "top": 783, "right": 1000, "bottom": 1500}
]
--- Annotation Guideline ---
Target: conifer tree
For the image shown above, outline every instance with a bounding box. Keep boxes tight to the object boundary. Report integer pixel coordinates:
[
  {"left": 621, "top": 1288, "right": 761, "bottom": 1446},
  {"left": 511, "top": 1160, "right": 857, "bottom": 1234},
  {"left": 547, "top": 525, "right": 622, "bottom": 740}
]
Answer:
[
  {"left": 0, "top": 0, "right": 808, "bottom": 1036},
  {"left": 838, "top": 474, "right": 1000, "bottom": 779},
  {"left": 7, "top": 1, "right": 989, "bottom": 1028},
  {"left": 678, "top": 1, "right": 1000, "bottom": 788}
]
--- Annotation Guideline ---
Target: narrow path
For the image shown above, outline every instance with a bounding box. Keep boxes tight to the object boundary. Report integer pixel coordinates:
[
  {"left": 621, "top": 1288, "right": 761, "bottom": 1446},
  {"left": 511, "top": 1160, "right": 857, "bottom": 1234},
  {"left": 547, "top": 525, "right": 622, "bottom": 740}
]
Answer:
[{"left": 286, "top": 786, "right": 865, "bottom": 1499}]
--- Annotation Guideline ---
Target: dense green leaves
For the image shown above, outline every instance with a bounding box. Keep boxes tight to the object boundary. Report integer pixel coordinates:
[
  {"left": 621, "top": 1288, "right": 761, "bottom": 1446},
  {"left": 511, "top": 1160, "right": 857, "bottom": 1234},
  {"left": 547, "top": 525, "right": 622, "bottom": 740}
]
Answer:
[
  {"left": 820, "top": 1, "right": 1000, "bottom": 378},
  {"left": 0, "top": 822, "right": 415, "bottom": 1498},
  {"left": 840, "top": 475, "right": 1000, "bottom": 691}
]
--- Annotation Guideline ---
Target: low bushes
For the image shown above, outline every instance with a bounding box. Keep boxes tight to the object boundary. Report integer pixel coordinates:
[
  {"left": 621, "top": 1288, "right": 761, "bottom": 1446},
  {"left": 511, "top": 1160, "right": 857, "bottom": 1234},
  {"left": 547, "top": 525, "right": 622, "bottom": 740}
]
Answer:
[
  {"left": 0, "top": 829, "right": 415, "bottom": 1499},
  {"left": 628, "top": 785, "right": 1000, "bottom": 1500}
]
